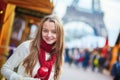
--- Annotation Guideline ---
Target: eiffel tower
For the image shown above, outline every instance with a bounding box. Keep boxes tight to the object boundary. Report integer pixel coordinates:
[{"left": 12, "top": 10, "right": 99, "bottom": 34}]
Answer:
[{"left": 62, "top": 0, "right": 107, "bottom": 37}]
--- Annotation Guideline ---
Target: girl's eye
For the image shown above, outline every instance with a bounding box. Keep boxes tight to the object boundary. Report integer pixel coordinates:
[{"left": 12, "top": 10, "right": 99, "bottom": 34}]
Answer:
[
  {"left": 42, "top": 29, "right": 48, "bottom": 33},
  {"left": 52, "top": 31, "right": 56, "bottom": 34}
]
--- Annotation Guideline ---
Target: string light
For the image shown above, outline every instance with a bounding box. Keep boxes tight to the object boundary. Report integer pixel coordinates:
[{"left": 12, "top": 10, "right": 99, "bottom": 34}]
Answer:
[{"left": 0, "top": 10, "right": 3, "bottom": 14}]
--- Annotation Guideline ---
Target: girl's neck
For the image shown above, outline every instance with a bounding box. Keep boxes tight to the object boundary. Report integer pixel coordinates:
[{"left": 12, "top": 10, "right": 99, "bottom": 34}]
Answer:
[{"left": 40, "top": 39, "right": 53, "bottom": 53}]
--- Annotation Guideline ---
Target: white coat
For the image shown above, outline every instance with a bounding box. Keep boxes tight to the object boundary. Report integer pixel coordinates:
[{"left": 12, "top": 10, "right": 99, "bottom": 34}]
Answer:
[{"left": 1, "top": 40, "right": 55, "bottom": 80}]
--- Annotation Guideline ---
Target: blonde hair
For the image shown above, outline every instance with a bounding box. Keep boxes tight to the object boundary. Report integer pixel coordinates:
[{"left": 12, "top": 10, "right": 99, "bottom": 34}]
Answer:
[{"left": 23, "top": 15, "right": 64, "bottom": 80}]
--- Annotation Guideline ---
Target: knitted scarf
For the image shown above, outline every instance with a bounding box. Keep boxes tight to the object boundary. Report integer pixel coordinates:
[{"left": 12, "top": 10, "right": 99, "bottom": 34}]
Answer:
[{"left": 34, "top": 39, "right": 56, "bottom": 80}]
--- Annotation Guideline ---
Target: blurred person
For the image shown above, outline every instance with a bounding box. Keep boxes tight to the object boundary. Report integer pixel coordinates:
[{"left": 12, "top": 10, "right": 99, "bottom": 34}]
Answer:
[
  {"left": 98, "top": 54, "right": 106, "bottom": 73},
  {"left": 82, "top": 49, "right": 90, "bottom": 70},
  {"left": 91, "top": 49, "right": 99, "bottom": 72},
  {"left": 64, "top": 47, "right": 70, "bottom": 63},
  {"left": 111, "top": 49, "right": 120, "bottom": 80},
  {"left": 104, "top": 47, "right": 112, "bottom": 70},
  {"left": 72, "top": 48, "right": 80, "bottom": 66},
  {"left": 68, "top": 49, "right": 74, "bottom": 66},
  {"left": 76, "top": 48, "right": 85, "bottom": 67},
  {"left": 1, "top": 15, "right": 64, "bottom": 80}
]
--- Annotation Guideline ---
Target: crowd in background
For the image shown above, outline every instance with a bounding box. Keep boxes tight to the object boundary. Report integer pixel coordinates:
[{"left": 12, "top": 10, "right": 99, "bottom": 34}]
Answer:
[{"left": 64, "top": 46, "right": 118, "bottom": 74}]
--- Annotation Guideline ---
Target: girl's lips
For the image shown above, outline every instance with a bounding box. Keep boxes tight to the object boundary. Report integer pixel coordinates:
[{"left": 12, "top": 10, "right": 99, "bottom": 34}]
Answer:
[{"left": 45, "top": 37, "right": 53, "bottom": 41}]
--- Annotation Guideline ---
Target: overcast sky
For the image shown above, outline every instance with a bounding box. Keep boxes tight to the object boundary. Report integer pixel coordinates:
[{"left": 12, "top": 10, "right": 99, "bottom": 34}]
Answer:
[
  {"left": 101, "top": 0, "right": 120, "bottom": 46},
  {"left": 53, "top": 0, "right": 120, "bottom": 47}
]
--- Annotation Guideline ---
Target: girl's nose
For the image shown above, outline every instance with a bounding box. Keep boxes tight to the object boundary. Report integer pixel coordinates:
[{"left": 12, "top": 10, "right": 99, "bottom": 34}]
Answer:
[{"left": 48, "top": 32, "right": 52, "bottom": 37}]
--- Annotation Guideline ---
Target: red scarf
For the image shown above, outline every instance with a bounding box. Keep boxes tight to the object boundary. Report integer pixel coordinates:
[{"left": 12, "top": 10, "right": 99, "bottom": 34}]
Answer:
[{"left": 34, "top": 39, "right": 56, "bottom": 80}]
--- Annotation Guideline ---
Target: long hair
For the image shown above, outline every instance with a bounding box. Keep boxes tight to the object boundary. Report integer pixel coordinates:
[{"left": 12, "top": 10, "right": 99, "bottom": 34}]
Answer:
[{"left": 23, "top": 15, "right": 64, "bottom": 80}]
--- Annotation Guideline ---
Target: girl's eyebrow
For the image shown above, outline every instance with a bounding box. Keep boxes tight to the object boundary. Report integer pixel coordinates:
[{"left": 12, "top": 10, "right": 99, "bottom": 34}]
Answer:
[{"left": 42, "top": 28, "right": 47, "bottom": 29}]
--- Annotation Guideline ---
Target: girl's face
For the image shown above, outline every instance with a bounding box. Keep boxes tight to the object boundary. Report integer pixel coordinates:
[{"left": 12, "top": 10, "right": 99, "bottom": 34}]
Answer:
[{"left": 42, "top": 20, "right": 57, "bottom": 45}]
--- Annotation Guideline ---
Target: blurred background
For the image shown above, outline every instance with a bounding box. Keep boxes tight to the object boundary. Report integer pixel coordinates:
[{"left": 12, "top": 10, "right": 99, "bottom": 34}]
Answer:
[{"left": 0, "top": 0, "right": 120, "bottom": 80}]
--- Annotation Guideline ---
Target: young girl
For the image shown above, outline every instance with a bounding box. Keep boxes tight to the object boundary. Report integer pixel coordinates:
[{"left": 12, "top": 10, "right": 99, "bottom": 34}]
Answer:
[{"left": 1, "top": 15, "right": 64, "bottom": 80}]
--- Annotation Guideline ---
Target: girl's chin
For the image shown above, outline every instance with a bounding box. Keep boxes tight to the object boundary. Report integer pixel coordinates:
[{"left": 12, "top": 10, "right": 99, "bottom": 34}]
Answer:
[
  {"left": 44, "top": 39, "right": 56, "bottom": 45},
  {"left": 46, "top": 41, "right": 54, "bottom": 45}
]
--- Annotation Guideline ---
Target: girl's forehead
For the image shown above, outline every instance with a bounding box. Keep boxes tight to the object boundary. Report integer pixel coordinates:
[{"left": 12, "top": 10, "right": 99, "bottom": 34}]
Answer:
[{"left": 43, "top": 21, "right": 56, "bottom": 30}]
